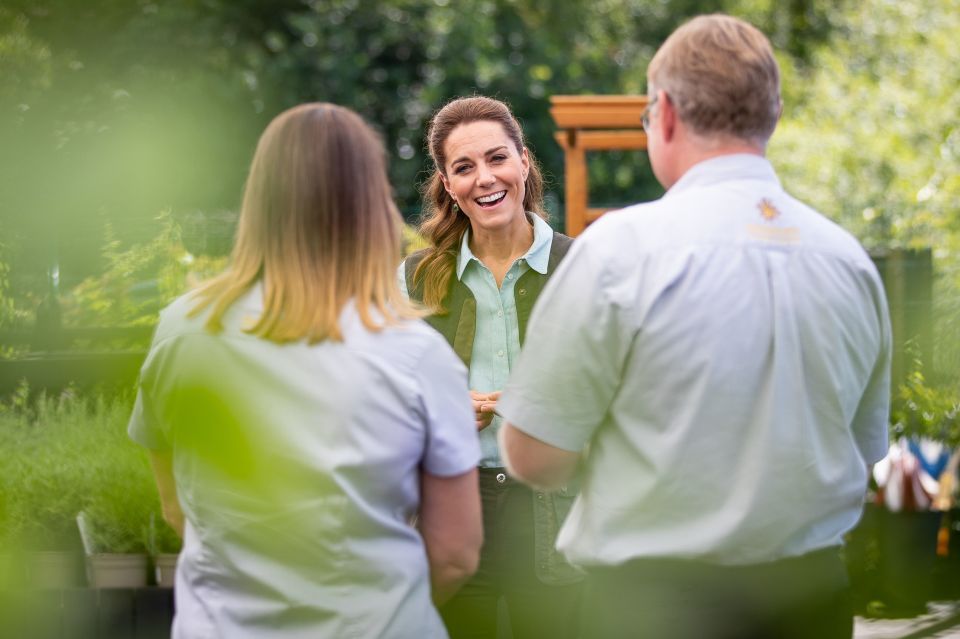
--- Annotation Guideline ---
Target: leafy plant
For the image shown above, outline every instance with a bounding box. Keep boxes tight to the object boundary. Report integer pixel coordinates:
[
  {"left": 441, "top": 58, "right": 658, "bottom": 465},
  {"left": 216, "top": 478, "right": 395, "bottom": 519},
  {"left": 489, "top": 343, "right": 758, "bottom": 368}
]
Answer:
[
  {"left": 0, "top": 386, "right": 92, "bottom": 550},
  {"left": 401, "top": 223, "right": 427, "bottom": 257},
  {"left": 58, "top": 211, "right": 227, "bottom": 346},
  {"left": 0, "top": 385, "right": 165, "bottom": 556},
  {"left": 146, "top": 512, "right": 182, "bottom": 557},
  {"left": 891, "top": 361, "right": 960, "bottom": 448},
  {"left": 76, "top": 396, "right": 158, "bottom": 555}
]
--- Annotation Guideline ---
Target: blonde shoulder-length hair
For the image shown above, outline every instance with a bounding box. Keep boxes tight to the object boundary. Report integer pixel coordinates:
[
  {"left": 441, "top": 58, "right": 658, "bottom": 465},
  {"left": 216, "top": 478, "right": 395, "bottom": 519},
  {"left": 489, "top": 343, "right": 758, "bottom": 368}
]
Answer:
[{"left": 190, "top": 102, "right": 419, "bottom": 342}]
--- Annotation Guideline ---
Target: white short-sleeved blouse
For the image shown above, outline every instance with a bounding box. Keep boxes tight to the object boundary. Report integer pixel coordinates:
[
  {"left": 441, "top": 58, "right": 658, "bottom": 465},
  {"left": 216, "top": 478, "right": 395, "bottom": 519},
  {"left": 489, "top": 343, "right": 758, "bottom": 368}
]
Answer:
[{"left": 129, "top": 284, "right": 479, "bottom": 639}]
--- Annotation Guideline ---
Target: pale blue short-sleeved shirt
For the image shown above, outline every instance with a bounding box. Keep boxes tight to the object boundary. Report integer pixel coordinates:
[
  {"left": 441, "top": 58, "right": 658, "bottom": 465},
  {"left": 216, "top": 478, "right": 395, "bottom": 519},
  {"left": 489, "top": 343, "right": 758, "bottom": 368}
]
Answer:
[
  {"left": 399, "top": 214, "right": 554, "bottom": 467},
  {"left": 129, "top": 284, "right": 479, "bottom": 638},
  {"left": 499, "top": 155, "right": 892, "bottom": 567}
]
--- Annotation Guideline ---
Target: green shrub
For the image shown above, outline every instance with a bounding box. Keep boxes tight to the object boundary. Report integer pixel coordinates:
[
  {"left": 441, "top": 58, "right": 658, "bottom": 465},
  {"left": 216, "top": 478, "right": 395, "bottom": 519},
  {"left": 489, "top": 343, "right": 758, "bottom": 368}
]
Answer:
[
  {"left": 0, "top": 386, "right": 93, "bottom": 550},
  {"left": 79, "top": 431, "right": 157, "bottom": 555},
  {"left": 892, "top": 364, "right": 960, "bottom": 448},
  {"left": 0, "top": 386, "right": 167, "bottom": 555},
  {"left": 147, "top": 512, "right": 182, "bottom": 556}
]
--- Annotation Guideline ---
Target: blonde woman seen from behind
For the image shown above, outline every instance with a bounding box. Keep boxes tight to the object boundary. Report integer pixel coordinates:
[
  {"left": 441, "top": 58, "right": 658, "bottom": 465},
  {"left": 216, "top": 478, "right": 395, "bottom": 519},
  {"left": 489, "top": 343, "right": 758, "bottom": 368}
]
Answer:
[{"left": 129, "top": 103, "right": 482, "bottom": 639}]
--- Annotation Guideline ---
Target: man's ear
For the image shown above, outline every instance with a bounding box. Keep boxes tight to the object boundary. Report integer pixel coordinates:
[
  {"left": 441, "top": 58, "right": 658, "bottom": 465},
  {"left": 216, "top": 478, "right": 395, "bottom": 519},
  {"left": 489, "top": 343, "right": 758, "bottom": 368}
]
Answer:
[{"left": 660, "top": 91, "right": 677, "bottom": 142}]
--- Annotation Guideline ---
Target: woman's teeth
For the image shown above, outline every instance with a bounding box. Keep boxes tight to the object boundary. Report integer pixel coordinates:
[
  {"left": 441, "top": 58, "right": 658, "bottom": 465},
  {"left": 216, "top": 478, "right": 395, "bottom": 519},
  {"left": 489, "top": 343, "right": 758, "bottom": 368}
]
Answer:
[{"left": 476, "top": 191, "right": 506, "bottom": 206}]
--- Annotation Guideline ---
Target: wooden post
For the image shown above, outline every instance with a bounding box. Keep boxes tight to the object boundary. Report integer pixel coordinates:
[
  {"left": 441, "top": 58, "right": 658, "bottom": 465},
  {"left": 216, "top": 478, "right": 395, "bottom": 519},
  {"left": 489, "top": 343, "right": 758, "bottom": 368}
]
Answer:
[
  {"left": 549, "top": 95, "right": 649, "bottom": 236},
  {"left": 556, "top": 131, "right": 588, "bottom": 237}
]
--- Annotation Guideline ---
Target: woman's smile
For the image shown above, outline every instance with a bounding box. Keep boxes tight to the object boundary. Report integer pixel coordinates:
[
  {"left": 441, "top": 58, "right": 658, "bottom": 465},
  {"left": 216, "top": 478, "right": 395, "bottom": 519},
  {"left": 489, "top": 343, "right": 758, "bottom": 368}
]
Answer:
[{"left": 475, "top": 190, "right": 507, "bottom": 208}]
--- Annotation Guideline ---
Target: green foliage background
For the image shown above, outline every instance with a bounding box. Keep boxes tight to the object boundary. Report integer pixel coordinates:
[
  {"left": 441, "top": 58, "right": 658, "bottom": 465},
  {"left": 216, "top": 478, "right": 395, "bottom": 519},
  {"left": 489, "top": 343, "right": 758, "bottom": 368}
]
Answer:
[
  {"left": 0, "top": 0, "right": 957, "bottom": 580},
  {"left": 0, "top": 0, "right": 832, "bottom": 289},
  {"left": 769, "top": 0, "right": 960, "bottom": 381},
  {"left": 0, "top": 0, "right": 957, "bottom": 384}
]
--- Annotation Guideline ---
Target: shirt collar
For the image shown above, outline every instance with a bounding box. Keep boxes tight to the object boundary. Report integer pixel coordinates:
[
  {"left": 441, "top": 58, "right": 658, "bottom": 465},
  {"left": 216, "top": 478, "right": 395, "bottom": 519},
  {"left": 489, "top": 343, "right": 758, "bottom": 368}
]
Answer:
[
  {"left": 665, "top": 154, "right": 780, "bottom": 199},
  {"left": 456, "top": 213, "right": 553, "bottom": 280}
]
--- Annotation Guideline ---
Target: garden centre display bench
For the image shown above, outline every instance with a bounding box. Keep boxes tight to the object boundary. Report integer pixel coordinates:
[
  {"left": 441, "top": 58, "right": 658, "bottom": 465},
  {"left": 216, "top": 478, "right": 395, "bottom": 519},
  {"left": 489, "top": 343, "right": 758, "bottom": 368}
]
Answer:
[{"left": 4, "top": 586, "right": 173, "bottom": 639}]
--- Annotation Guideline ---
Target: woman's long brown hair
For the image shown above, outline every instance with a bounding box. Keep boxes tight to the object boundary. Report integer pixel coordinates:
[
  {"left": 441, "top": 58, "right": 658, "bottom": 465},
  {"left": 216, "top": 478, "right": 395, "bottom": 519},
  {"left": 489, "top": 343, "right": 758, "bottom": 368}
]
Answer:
[
  {"left": 414, "top": 96, "right": 547, "bottom": 313},
  {"left": 189, "top": 103, "right": 418, "bottom": 342}
]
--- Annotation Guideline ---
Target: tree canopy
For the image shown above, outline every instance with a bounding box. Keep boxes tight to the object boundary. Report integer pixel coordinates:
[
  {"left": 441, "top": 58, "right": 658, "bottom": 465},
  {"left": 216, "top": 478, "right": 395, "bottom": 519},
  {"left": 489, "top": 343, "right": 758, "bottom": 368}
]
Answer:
[
  {"left": 1, "top": 0, "right": 956, "bottom": 382},
  {"left": 0, "top": 0, "right": 839, "bottom": 287}
]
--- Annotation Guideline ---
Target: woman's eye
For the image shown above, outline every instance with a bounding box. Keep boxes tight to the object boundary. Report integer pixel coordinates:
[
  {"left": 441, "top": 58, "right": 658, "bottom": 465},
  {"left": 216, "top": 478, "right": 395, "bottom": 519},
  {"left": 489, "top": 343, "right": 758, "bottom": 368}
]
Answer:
[
  {"left": 491, "top": 154, "right": 507, "bottom": 162},
  {"left": 454, "top": 165, "right": 470, "bottom": 174}
]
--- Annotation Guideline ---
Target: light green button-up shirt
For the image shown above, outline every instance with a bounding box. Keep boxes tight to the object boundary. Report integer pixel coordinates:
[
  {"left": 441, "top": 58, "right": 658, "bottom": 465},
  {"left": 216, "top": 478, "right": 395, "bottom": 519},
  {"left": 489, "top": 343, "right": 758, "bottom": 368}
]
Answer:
[{"left": 399, "top": 214, "right": 554, "bottom": 466}]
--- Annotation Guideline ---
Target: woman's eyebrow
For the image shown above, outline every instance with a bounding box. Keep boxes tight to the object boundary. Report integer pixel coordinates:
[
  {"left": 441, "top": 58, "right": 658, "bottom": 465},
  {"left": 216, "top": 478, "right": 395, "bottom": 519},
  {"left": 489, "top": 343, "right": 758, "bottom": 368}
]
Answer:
[{"left": 450, "top": 145, "right": 509, "bottom": 166}]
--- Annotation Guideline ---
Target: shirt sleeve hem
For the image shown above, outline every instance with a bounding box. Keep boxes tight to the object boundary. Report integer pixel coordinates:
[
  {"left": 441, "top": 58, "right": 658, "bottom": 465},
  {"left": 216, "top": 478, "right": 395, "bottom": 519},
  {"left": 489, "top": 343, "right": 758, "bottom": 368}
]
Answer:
[
  {"left": 422, "top": 456, "right": 480, "bottom": 478},
  {"left": 498, "top": 395, "right": 590, "bottom": 453}
]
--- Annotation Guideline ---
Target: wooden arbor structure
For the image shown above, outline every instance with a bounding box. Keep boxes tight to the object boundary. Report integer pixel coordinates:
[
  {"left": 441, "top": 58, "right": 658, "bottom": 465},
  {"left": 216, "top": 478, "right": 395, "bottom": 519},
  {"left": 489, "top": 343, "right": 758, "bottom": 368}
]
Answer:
[{"left": 549, "top": 95, "right": 650, "bottom": 236}]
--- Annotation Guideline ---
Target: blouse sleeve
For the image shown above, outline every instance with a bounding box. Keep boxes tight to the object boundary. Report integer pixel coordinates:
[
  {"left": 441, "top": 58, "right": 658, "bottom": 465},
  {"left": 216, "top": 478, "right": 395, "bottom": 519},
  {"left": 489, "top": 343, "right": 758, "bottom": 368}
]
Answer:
[
  {"left": 415, "top": 334, "right": 480, "bottom": 476},
  {"left": 127, "top": 339, "right": 172, "bottom": 451}
]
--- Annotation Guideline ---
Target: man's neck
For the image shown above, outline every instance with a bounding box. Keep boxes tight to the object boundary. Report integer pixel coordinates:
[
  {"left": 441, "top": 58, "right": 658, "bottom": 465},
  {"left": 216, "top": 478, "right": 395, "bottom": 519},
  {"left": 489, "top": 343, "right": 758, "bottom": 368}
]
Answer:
[{"left": 663, "top": 132, "right": 767, "bottom": 190}]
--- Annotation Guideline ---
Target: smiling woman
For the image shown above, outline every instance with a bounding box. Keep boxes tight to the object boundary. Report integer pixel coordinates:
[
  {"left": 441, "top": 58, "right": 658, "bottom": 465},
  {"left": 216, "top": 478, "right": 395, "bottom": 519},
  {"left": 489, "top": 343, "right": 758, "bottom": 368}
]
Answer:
[{"left": 398, "top": 96, "right": 583, "bottom": 639}]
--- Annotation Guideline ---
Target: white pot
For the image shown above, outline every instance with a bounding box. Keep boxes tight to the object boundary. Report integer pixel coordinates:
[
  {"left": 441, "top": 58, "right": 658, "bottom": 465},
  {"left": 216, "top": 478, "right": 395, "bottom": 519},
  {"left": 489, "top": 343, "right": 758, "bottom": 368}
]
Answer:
[
  {"left": 154, "top": 553, "right": 179, "bottom": 588},
  {"left": 86, "top": 553, "right": 148, "bottom": 588}
]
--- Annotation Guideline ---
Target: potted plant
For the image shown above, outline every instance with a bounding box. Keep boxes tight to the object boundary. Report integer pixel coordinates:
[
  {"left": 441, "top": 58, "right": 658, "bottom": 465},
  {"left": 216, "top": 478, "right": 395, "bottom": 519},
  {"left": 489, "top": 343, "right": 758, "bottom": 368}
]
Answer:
[
  {"left": 147, "top": 512, "right": 181, "bottom": 588},
  {"left": 77, "top": 425, "right": 159, "bottom": 589},
  {"left": 0, "top": 387, "right": 90, "bottom": 589}
]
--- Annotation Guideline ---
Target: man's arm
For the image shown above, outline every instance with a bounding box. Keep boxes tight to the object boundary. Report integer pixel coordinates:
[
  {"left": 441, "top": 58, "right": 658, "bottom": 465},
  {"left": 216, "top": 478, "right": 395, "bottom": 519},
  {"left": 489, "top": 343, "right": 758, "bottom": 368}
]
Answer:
[{"left": 500, "top": 423, "right": 581, "bottom": 491}]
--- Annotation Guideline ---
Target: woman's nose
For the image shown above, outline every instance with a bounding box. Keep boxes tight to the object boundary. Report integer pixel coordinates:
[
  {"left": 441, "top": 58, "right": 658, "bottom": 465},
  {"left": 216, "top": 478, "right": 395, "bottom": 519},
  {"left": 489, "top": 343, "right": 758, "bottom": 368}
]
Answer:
[{"left": 476, "top": 164, "right": 495, "bottom": 186}]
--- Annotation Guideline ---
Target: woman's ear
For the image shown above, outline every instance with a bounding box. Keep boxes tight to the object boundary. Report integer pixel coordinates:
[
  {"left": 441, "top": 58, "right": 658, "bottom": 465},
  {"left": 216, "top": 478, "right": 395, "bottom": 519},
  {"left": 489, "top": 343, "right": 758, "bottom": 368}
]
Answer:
[{"left": 438, "top": 171, "right": 458, "bottom": 204}]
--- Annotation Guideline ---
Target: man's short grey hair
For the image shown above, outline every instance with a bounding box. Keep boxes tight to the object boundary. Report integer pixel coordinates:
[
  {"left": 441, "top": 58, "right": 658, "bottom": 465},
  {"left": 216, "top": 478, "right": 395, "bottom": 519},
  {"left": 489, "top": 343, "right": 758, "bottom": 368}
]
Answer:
[{"left": 648, "top": 14, "right": 781, "bottom": 144}]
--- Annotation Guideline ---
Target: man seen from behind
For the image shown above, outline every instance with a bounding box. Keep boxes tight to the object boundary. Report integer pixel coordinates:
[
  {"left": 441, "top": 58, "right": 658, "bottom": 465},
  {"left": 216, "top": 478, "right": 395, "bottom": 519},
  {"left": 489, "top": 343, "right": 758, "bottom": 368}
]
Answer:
[{"left": 498, "top": 14, "right": 892, "bottom": 639}]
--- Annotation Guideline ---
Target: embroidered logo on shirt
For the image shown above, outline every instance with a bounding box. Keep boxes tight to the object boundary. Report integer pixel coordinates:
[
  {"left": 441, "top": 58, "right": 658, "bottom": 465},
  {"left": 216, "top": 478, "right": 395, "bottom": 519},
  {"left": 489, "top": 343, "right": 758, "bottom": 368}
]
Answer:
[
  {"left": 758, "top": 198, "right": 780, "bottom": 221},
  {"left": 747, "top": 198, "right": 798, "bottom": 244}
]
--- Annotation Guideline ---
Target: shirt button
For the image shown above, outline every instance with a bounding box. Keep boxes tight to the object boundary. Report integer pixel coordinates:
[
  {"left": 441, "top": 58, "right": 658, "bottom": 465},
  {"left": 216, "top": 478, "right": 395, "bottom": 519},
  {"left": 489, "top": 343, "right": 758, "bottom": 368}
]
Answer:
[
  {"left": 497, "top": 310, "right": 503, "bottom": 317},
  {"left": 497, "top": 350, "right": 504, "bottom": 357},
  {"left": 507, "top": 273, "right": 514, "bottom": 280},
  {"left": 536, "top": 493, "right": 544, "bottom": 500},
  {"left": 496, "top": 473, "right": 506, "bottom": 484},
  {"left": 518, "top": 288, "right": 527, "bottom": 296}
]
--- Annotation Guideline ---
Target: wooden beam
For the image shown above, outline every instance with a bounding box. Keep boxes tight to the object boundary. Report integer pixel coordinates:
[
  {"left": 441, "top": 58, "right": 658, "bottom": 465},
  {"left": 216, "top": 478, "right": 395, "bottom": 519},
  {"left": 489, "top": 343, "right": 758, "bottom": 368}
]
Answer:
[
  {"left": 549, "top": 95, "right": 649, "bottom": 129},
  {"left": 554, "top": 130, "right": 647, "bottom": 151}
]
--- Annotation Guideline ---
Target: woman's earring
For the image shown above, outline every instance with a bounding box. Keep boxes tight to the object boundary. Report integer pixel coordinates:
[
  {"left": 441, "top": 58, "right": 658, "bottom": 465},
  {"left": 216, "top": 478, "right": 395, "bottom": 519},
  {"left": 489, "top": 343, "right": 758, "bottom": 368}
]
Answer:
[{"left": 452, "top": 201, "right": 460, "bottom": 213}]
